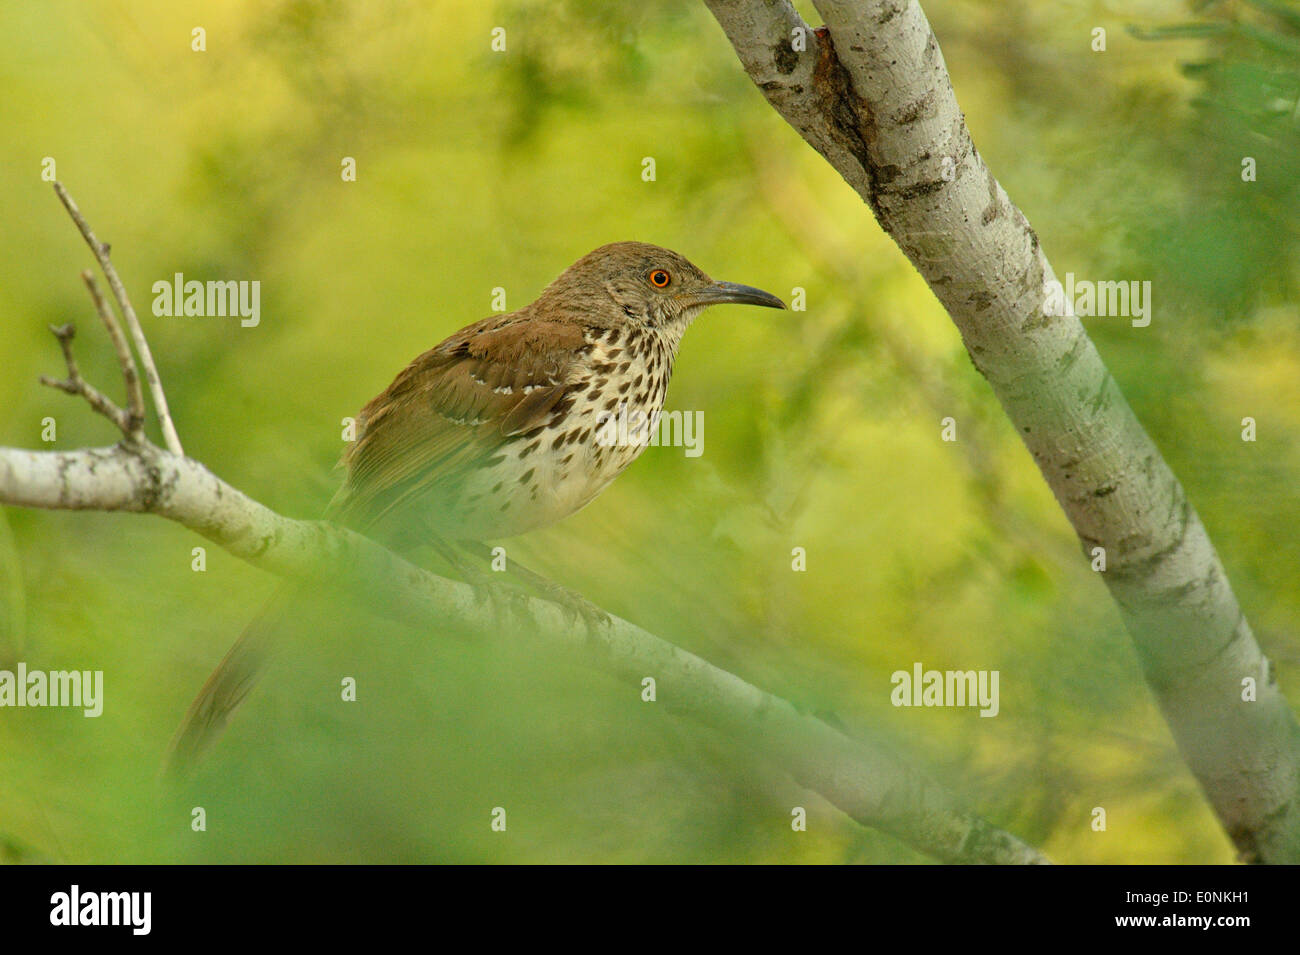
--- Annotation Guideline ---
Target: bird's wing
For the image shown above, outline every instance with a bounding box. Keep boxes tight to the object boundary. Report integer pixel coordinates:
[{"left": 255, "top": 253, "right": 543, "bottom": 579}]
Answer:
[{"left": 327, "top": 314, "right": 587, "bottom": 532}]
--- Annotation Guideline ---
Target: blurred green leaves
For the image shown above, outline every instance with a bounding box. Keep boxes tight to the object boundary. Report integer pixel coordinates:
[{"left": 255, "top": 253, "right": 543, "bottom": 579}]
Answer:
[
  {"left": 0, "top": 0, "right": 1296, "bottom": 864},
  {"left": 0, "top": 509, "right": 26, "bottom": 667},
  {"left": 1130, "top": 0, "right": 1300, "bottom": 315}
]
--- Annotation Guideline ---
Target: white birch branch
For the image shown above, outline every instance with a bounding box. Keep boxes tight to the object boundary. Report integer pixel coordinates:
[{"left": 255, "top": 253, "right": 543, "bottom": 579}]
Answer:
[{"left": 704, "top": 0, "right": 1300, "bottom": 862}]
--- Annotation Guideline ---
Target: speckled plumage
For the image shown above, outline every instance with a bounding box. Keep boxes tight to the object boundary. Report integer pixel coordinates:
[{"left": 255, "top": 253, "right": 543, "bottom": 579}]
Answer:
[
  {"left": 168, "top": 242, "right": 782, "bottom": 769},
  {"left": 326, "top": 241, "right": 772, "bottom": 547}
]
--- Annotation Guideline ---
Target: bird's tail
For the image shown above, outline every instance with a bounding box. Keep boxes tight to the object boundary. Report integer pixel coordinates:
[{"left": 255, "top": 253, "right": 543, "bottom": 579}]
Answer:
[{"left": 165, "top": 582, "right": 305, "bottom": 778}]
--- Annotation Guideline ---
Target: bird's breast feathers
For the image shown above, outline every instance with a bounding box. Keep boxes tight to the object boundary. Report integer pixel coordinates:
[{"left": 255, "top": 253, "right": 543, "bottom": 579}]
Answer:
[{"left": 428, "top": 325, "right": 675, "bottom": 539}]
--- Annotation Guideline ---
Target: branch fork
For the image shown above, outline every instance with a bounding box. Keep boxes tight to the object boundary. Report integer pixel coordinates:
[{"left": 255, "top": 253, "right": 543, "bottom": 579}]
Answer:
[{"left": 46, "top": 182, "right": 182, "bottom": 456}]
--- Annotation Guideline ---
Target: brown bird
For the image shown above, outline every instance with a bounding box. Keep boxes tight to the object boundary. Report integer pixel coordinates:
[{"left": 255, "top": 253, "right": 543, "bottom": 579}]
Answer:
[{"left": 167, "top": 241, "right": 785, "bottom": 770}]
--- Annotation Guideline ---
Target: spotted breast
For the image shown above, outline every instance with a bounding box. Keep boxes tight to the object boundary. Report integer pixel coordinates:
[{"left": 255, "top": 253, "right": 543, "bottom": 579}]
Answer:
[{"left": 430, "top": 321, "right": 679, "bottom": 540}]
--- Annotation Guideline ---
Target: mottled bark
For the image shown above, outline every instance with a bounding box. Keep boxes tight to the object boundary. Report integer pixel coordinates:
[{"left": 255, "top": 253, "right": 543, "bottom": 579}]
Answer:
[{"left": 704, "top": 0, "right": 1300, "bottom": 861}]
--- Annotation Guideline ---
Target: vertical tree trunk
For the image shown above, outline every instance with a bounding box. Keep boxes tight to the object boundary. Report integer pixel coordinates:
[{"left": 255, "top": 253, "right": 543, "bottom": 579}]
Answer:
[{"left": 705, "top": 0, "right": 1300, "bottom": 862}]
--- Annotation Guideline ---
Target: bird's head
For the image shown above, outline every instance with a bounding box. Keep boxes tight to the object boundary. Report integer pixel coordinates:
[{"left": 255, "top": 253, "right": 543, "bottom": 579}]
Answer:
[{"left": 539, "top": 241, "right": 786, "bottom": 332}]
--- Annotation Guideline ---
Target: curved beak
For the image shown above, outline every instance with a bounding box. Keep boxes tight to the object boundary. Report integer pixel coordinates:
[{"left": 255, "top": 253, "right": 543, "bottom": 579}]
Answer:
[{"left": 679, "top": 281, "right": 786, "bottom": 311}]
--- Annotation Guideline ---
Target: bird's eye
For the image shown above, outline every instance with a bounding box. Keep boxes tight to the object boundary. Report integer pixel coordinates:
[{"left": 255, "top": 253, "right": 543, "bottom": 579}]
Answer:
[{"left": 649, "top": 269, "right": 671, "bottom": 288}]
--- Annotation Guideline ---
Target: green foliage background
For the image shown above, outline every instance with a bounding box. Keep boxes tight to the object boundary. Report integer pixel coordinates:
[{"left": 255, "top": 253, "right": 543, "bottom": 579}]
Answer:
[{"left": 1, "top": 0, "right": 1298, "bottom": 863}]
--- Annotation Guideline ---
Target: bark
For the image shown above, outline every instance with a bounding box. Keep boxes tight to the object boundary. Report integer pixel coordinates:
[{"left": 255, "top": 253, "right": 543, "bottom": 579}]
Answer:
[{"left": 704, "top": 0, "right": 1300, "bottom": 862}]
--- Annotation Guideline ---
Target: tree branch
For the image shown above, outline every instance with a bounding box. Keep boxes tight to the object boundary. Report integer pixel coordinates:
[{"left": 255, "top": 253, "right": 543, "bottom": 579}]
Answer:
[
  {"left": 81, "top": 269, "right": 146, "bottom": 441},
  {"left": 0, "top": 442, "right": 1048, "bottom": 864},
  {"left": 38, "top": 323, "right": 134, "bottom": 437},
  {"left": 704, "top": 0, "right": 1300, "bottom": 862},
  {"left": 53, "top": 181, "right": 182, "bottom": 455}
]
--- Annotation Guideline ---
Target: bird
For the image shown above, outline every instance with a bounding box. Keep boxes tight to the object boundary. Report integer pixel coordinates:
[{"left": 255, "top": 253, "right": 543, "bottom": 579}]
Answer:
[{"left": 166, "top": 241, "right": 785, "bottom": 771}]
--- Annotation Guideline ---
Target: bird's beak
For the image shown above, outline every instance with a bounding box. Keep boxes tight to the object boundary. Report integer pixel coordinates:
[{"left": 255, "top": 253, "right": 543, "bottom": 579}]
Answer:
[{"left": 678, "top": 281, "right": 787, "bottom": 310}]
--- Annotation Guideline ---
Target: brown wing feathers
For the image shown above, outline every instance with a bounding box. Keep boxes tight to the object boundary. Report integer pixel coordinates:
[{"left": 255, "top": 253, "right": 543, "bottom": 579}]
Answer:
[{"left": 326, "top": 316, "right": 585, "bottom": 530}]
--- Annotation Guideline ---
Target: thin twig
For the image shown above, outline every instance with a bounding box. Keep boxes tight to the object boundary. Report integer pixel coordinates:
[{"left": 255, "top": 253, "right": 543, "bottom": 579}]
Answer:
[
  {"left": 39, "top": 324, "right": 133, "bottom": 435},
  {"left": 81, "top": 270, "right": 145, "bottom": 442},
  {"left": 52, "top": 182, "right": 183, "bottom": 456}
]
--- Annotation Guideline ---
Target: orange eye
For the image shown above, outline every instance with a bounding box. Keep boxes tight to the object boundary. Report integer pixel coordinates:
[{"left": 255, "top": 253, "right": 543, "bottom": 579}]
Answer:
[{"left": 649, "top": 269, "right": 671, "bottom": 288}]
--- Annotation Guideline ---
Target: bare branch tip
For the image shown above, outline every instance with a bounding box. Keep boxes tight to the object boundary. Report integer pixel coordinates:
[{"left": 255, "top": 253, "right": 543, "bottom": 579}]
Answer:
[{"left": 52, "top": 180, "right": 181, "bottom": 454}]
